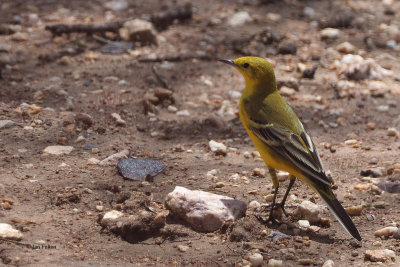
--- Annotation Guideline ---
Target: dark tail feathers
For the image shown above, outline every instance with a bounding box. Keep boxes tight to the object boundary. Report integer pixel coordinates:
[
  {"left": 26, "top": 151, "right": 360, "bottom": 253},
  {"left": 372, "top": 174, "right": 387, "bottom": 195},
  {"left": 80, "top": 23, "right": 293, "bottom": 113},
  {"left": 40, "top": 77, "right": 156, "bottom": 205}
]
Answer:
[{"left": 319, "top": 189, "right": 362, "bottom": 241}]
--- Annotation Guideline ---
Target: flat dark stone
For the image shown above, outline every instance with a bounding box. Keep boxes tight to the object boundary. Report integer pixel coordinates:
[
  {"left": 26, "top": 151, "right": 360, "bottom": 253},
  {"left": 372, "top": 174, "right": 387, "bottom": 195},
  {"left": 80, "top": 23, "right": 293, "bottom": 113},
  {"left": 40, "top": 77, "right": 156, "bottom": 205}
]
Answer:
[
  {"left": 83, "top": 144, "right": 100, "bottom": 150},
  {"left": 377, "top": 181, "right": 400, "bottom": 194},
  {"left": 100, "top": 41, "right": 133, "bottom": 54},
  {"left": 118, "top": 158, "right": 166, "bottom": 181}
]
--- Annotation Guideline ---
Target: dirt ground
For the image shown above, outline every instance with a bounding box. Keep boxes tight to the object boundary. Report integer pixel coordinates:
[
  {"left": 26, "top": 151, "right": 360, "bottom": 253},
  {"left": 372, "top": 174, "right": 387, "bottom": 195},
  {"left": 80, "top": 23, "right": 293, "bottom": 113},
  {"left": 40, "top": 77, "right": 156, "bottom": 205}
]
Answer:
[{"left": 0, "top": 0, "right": 400, "bottom": 266}]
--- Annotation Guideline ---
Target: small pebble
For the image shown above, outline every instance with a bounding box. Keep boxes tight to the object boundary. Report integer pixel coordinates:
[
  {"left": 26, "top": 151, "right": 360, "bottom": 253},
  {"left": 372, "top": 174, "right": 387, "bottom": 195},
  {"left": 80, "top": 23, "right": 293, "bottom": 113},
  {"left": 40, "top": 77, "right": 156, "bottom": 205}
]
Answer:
[
  {"left": 346, "top": 205, "right": 363, "bottom": 216},
  {"left": 177, "top": 245, "right": 189, "bottom": 252},
  {"left": 96, "top": 205, "right": 104, "bottom": 212},
  {"left": 248, "top": 253, "right": 263, "bottom": 267},
  {"left": 374, "top": 226, "right": 398, "bottom": 237},
  {"left": 248, "top": 200, "right": 261, "bottom": 210},
  {"left": 322, "top": 259, "right": 334, "bottom": 267},
  {"left": 111, "top": 113, "right": 126, "bottom": 126},
  {"left": 298, "top": 258, "right": 313, "bottom": 265},
  {"left": 209, "top": 140, "right": 227, "bottom": 156},
  {"left": 253, "top": 168, "right": 266, "bottom": 178},
  {"left": 387, "top": 127, "right": 399, "bottom": 137},
  {"left": 298, "top": 220, "right": 310, "bottom": 228},
  {"left": 268, "top": 259, "right": 283, "bottom": 267},
  {"left": 354, "top": 184, "right": 370, "bottom": 190},
  {"left": 320, "top": 28, "right": 340, "bottom": 39}
]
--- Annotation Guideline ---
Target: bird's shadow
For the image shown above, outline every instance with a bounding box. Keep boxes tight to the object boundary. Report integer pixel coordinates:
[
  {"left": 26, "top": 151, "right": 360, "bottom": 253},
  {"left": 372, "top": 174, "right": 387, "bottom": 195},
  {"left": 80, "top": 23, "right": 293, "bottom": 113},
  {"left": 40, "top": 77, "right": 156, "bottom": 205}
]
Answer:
[{"left": 256, "top": 215, "right": 336, "bottom": 244}]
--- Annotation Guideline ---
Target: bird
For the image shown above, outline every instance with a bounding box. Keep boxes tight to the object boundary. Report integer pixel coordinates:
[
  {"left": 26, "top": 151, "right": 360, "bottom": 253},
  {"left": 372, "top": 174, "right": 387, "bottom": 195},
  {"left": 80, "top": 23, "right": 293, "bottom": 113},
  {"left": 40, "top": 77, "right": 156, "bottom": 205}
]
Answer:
[{"left": 219, "top": 56, "right": 361, "bottom": 241}]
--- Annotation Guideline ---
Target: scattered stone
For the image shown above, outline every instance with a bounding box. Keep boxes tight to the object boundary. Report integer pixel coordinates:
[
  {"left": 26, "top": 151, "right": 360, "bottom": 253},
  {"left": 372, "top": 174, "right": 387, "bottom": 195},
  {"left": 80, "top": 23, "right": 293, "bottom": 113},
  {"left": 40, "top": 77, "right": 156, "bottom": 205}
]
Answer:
[
  {"left": 302, "top": 65, "right": 317, "bottom": 79},
  {"left": 387, "top": 127, "right": 399, "bottom": 137},
  {"left": 377, "top": 105, "right": 389, "bottom": 112},
  {"left": 320, "top": 28, "right": 340, "bottom": 39},
  {"left": 366, "top": 122, "right": 376, "bottom": 130},
  {"left": 364, "top": 249, "right": 395, "bottom": 262},
  {"left": 99, "top": 149, "right": 129, "bottom": 166},
  {"left": 104, "top": 0, "right": 128, "bottom": 11},
  {"left": 294, "top": 200, "right": 321, "bottom": 223},
  {"left": 154, "top": 87, "right": 173, "bottom": 101},
  {"left": 43, "top": 146, "right": 74, "bottom": 156},
  {"left": 344, "top": 139, "right": 357, "bottom": 145},
  {"left": 74, "top": 113, "right": 93, "bottom": 128},
  {"left": 117, "top": 158, "right": 165, "bottom": 181},
  {"left": 338, "top": 54, "right": 392, "bottom": 81},
  {"left": 319, "top": 10, "right": 354, "bottom": 28},
  {"left": 176, "top": 110, "right": 190, "bottom": 116},
  {"left": 354, "top": 183, "right": 370, "bottom": 190},
  {"left": 177, "top": 245, "right": 189, "bottom": 252},
  {"left": 374, "top": 226, "right": 398, "bottom": 237},
  {"left": 253, "top": 168, "right": 266, "bottom": 178},
  {"left": 266, "top": 13, "right": 281, "bottom": 22},
  {"left": 167, "top": 105, "right": 178, "bottom": 113},
  {"left": 248, "top": 253, "right": 263, "bottom": 267},
  {"left": 346, "top": 205, "right": 363, "bottom": 216},
  {"left": 165, "top": 186, "right": 247, "bottom": 232},
  {"left": 373, "top": 201, "right": 386, "bottom": 209},
  {"left": 0, "top": 120, "right": 15, "bottom": 130},
  {"left": 360, "top": 168, "right": 383, "bottom": 177},
  {"left": 248, "top": 200, "right": 261, "bottom": 210},
  {"left": 11, "top": 32, "right": 29, "bottom": 42},
  {"left": 101, "top": 210, "right": 124, "bottom": 226},
  {"left": 96, "top": 205, "right": 104, "bottom": 212},
  {"left": 209, "top": 140, "right": 227, "bottom": 156},
  {"left": 298, "top": 220, "right": 310, "bottom": 228},
  {"left": 393, "top": 229, "right": 400, "bottom": 239},
  {"left": 55, "top": 192, "right": 80, "bottom": 205},
  {"left": 269, "top": 231, "right": 289, "bottom": 242},
  {"left": 298, "top": 258, "right": 313, "bottom": 265},
  {"left": 228, "top": 11, "right": 252, "bottom": 27},
  {"left": 268, "top": 259, "right": 283, "bottom": 267},
  {"left": 0, "top": 223, "right": 23, "bottom": 240},
  {"left": 227, "top": 90, "right": 242, "bottom": 99},
  {"left": 322, "top": 259, "right": 334, "bottom": 267},
  {"left": 119, "top": 19, "right": 157, "bottom": 46},
  {"left": 336, "top": 42, "right": 356, "bottom": 54},
  {"left": 278, "top": 40, "right": 297, "bottom": 55},
  {"left": 111, "top": 113, "right": 126, "bottom": 126},
  {"left": 377, "top": 181, "right": 400, "bottom": 193},
  {"left": 280, "top": 86, "right": 296, "bottom": 96},
  {"left": 75, "top": 135, "right": 85, "bottom": 143}
]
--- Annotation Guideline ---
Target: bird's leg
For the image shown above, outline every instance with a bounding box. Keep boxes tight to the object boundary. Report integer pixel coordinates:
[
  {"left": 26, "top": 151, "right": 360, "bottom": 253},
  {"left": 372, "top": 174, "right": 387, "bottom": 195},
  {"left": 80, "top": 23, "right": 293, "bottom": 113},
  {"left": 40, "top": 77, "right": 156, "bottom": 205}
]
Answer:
[
  {"left": 278, "top": 175, "right": 296, "bottom": 217},
  {"left": 266, "top": 168, "right": 280, "bottom": 223}
]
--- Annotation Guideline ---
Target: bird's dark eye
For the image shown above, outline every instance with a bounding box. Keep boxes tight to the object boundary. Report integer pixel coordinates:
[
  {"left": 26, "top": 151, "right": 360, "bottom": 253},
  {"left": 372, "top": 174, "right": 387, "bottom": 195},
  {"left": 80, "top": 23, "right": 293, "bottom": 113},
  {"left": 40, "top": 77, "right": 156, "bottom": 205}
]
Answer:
[{"left": 243, "top": 63, "right": 249, "bottom": 68}]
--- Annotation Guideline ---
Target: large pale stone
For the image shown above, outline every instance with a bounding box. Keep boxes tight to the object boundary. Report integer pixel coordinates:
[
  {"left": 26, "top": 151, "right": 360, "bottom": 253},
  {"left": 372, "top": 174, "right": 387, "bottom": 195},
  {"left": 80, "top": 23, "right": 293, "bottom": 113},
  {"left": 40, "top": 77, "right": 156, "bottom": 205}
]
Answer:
[
  {"left": 165, "top": 186, "right": 247, "bottom": 232},
  {"left": 43, "top": 146, "right": 74, "bottom": 155},
  {"left": 0, "top": 223, "right": 23, "bottom": 240},
  {"left": 294, "top": 200, "right": 322, "bottom": 223}
]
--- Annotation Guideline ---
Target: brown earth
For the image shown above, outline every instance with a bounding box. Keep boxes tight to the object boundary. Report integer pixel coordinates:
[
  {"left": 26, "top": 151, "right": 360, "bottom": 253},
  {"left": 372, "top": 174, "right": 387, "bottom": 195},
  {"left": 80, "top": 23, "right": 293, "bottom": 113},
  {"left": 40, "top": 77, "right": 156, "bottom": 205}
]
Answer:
[{"left": 0, "top": 0, "right": 400, "bottom": 266}]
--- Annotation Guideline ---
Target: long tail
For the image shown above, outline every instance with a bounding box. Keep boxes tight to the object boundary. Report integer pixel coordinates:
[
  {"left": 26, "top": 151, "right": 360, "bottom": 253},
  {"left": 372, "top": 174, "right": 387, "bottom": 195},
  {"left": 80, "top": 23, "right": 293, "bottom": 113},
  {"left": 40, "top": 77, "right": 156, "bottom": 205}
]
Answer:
[{"left": 317, "top": 186, "right": 361, "bottom": 241}]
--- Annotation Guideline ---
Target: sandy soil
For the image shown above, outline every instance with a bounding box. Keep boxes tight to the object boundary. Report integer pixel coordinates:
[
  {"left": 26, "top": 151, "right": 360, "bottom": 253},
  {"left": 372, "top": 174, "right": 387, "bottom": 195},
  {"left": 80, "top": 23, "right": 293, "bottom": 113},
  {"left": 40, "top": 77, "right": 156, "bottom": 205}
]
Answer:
[{"left": 0, "top": 0, "right": 400, "bottom": 266}]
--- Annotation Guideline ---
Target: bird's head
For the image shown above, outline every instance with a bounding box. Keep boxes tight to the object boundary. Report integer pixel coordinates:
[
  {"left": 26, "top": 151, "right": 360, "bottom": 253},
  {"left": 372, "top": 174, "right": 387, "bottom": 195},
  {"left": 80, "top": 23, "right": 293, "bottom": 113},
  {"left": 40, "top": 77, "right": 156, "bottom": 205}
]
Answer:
[{"left": 219, "top": 56, "right": 276, "bottom": 93}]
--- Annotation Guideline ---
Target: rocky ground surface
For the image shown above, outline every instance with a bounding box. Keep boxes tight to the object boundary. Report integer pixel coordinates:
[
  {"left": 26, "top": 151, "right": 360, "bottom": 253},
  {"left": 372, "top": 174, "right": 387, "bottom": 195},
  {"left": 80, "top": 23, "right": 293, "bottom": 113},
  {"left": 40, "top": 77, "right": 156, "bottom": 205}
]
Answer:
[{"left": 0, "top": 0, "right": 400, "bottom": 266}]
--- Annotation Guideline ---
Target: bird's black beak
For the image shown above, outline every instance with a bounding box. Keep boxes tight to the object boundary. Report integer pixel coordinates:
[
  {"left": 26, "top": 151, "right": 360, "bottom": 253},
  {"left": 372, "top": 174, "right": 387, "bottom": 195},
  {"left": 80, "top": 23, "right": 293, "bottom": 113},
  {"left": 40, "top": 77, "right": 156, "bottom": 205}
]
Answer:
[{"left": 218, "top": 59, "right": 235, "bottom": 66}]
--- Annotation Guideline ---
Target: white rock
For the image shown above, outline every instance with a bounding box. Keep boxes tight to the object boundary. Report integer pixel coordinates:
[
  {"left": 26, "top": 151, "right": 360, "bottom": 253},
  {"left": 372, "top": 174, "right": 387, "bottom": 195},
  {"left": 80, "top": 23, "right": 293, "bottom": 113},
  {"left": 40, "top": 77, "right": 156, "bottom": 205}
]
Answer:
[
  {"left": 365, "top": 249, "right": 396, "bottom": 262},
  {"left": 298, "top": 220, "right": 310, "bottom": 228},
  {"left": 248, "top": 253, "right": 263, "bottom": 267},
  {"left": 101, "top": 210, "right": 124, "bottom": 226},
  {"left": 99, "top": 149, "right": 129, "bottom": 166},
  {"left": 266, "top": 13, "right": 281, "bottom": 22},
  {"left": 87, "top": 158, "right": 100, "bottom": 165},
  {"left": 336, "top": 42, "right": 356, "bottom": 54},
  {"left": 209, "top": 140, "right": 227, "bottom": 155},
  {"left": 303, "top": 7, "right": 315, "bottom": 18},
  {"left": 227, "top": 90, "right": 242, "bottom": 99},
  {"left": 374, "top": 226, "right": 398, "bottom": 237},
  {"left": 268, "top": 259, "right": 283, "bottom": 267},
  {"left": 165, "top": 186, "right": 247, "bottom": 232},
  {"left": 119, "top": 19, "right": 157, "bottom": 45},
  {"left": 0, "top": 120, "right": 15, "bottom": 129},
  {"left": 111, "top": 113, "right": 126, "bottom": 126},
  {"left": 167, "top": 105, "right": 178, "bottom": 113},
  {"left": 217, "top": 100, "right": 236, "bottom": 117},
  {"left": 96, "top": 205, "right": 104, "bottom": 211},
  {"left": 322, "top": 259, "right": 334, "bottom": 267},
  {"left": 43, "top": 146, "right": 74, "bottom": 155},
  {"left": 0, "top": 223, "right": 23, "bottom": 240},
  {"left": 338, "top": 54, "right": 392, "bottom": 81},
  {"left": 176, "top": 110, "right": 190, "bottom": 116},
  {"left": 294, "top": 200, "right": 321, "bottom": 223},
  {"left": 75, "top": 135, "right": 85, "bottom": 143},
  {"left": 248, "top": 200, "right": 261, "bottom": 210},
  {"left": 104, "top": 0, "right": 128, "bottom": 11},
  {"left": 387, "top": 127, "right": 399, "bottom": 137},
  {"left": 228, "top": 11, "right": 253, "bottom": 27},
  {"left": 177, "top": 245, "right": 189, "bottom": 252},
  {"left": 321, "top": 28, "right": 341, "bottom": 39}
]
